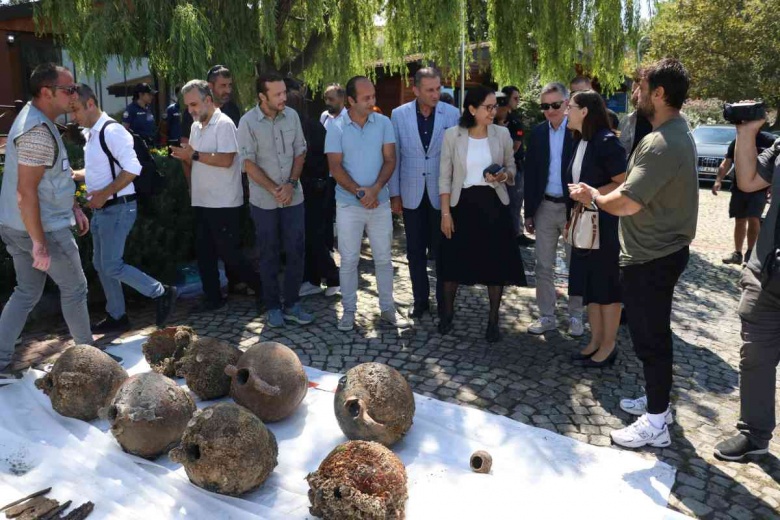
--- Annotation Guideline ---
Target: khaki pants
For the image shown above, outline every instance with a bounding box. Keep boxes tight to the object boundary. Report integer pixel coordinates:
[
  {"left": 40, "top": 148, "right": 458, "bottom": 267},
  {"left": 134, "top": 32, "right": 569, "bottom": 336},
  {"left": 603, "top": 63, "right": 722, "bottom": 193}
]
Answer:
[{"left": 533, "top": 199, "right": 583, "bottom": 319}]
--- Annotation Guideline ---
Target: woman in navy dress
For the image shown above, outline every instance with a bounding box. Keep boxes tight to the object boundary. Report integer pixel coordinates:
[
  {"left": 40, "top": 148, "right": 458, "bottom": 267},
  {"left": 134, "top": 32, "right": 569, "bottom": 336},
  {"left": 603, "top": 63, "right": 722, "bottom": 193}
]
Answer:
[{"left": 565, "top": 90, "right": 627, "bottom": 367}]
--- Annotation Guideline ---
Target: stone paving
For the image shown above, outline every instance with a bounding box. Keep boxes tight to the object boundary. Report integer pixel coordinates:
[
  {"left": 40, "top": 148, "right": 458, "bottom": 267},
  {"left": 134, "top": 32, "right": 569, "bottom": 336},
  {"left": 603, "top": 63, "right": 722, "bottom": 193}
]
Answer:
[{"left": 7, "top": 188, "right": 780, "bottom": 519}]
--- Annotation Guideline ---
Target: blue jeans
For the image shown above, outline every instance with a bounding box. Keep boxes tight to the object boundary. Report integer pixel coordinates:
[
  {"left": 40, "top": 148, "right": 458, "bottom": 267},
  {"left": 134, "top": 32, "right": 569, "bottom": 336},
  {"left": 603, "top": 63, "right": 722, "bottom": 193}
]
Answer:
[
  {"left": 250, "top": 203, "right": 305, "bottom": 311},
  {"left": 92, "top": 201, "right": 163, "bottom": 319},
  {"left": 0, "top": 225, "right": 93, "bottom": 366}
]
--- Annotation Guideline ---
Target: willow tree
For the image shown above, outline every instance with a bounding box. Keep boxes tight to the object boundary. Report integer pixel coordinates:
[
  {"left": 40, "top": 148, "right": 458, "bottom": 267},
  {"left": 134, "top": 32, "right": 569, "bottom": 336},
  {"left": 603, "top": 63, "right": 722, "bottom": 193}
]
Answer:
[{"left": 36, "top": 0, "right": 641, "bottom": 96}]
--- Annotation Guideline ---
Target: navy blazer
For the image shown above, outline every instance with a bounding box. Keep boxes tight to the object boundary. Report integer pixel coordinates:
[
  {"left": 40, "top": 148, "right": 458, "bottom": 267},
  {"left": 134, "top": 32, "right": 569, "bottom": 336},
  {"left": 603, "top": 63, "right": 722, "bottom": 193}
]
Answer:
[
  {"left": 524, "top": 120, "right": 574, "bottom": 219},
  {"left": 566, "top": 129, "right": 627, "bottom": 211}
]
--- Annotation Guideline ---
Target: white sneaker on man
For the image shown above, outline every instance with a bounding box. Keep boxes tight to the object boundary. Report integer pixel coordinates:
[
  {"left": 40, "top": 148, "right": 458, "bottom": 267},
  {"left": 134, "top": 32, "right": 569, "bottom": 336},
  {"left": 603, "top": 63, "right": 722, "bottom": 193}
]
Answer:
[
  {"left": 380, "top": 308, "right": 411, "bottom": 329},
  {"left": 338, "top": 311, "right": 355, "bottom": 331},
  {"left": 299, "top": 282, "right": 324, "bottom": 297},
  {"left": 528, "top": 316, "right": 556, "bottom": 335},
  {"left": 619, "top": 395, "right": 674, "bottom": 424},
  {"left": 324, "top": 285, "right": 341, "bottom": 298},
  {"left": 610, "top": 414, "right": 671, "bottom": 449},
  {"left": 568, "top": 316, "right": 584, "bottom": 337}
]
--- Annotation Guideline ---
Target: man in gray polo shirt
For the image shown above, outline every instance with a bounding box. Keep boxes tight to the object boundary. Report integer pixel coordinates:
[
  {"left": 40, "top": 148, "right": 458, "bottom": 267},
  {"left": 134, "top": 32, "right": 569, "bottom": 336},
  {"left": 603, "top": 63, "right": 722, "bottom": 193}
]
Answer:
[
  {"left": 238, "top": 72, "right": 312, "bottom": 328},
  {"left": 325, "top": 76, "right": 409, "bottom": 331}
]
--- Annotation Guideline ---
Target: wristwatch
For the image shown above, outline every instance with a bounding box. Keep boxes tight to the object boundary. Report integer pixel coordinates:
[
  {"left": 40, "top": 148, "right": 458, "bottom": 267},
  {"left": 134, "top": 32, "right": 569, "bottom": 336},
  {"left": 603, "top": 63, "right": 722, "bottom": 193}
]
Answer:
[
  {"left": 286, "top": 178, "right": 299, "bottom": 189},
  {"left": 355, "top": 189, "right": 366, "bottom": 200},
  {"left": 191, "top": 151, "right": 200, "bottom": 162},
  {"left": 590, "top": 195, "right": 599, "bottom": 211}
]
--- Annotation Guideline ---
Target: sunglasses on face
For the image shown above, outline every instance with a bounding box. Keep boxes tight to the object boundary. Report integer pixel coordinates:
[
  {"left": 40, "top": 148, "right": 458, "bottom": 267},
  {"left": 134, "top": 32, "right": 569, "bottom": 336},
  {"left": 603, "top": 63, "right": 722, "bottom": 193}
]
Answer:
[
  {"left": 540, "top": 101, "right": 564, "bottom": 111},
  {"left": 49, "top": 85, "right": 79, "bottom": 95}
]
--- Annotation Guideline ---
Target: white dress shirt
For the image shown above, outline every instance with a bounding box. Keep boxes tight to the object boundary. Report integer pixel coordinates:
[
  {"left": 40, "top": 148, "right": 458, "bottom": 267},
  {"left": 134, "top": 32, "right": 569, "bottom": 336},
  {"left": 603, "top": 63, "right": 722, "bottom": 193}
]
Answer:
[
  {"left": 572, "top": 140, "right": 588, "bottom": 184},
  {"left": 84, "top": 112, "right": 142, "bottom": 197},
  {"left": 320, "top": 107, "right": 348, "bottom": 131}
]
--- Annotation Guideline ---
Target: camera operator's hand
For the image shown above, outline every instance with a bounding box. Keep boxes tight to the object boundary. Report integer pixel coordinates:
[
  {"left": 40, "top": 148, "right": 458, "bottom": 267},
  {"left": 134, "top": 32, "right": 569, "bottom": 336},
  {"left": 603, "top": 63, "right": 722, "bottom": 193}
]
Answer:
[{"left": 711, "top": 180, "right": 722, "bottom": 196}]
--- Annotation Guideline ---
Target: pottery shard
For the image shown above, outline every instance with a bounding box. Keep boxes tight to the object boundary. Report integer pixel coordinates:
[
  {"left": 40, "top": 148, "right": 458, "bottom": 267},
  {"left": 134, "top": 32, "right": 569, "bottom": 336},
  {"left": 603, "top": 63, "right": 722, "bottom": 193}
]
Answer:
[
  {"left": 225, "top": 342, "right": 307, "bottom": 422},
  {"left": 169, "top": 402, "right": 278, "bottom": 496},
  {"left": 307, "top": 440, "right": 408, "bottom": 520},
  {"left": 334, "top": 363, "right": 415, "bottom": 447},
  {"left": 35, "top": 345, "right": 128, "bottom": 421},
  {"left": 105, "top": 372, "right": 196, "bottom": 459},
  {"left": 174, "top": 337, "right": 241, "bottom": 400},
  {"left": 142, "top": 326, "right": 197, "bottom": 377}
]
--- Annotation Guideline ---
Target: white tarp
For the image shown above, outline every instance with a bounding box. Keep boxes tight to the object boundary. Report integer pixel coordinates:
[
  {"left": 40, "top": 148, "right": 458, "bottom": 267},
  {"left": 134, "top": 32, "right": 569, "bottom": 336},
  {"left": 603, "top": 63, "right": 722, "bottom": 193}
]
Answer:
[{"left": 0, "top": 336, "right": 685, "bottom": 519}]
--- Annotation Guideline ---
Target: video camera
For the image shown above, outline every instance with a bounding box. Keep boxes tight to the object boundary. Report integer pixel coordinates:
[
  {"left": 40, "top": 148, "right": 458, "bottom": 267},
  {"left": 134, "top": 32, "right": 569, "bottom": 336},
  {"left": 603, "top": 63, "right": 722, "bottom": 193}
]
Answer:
[{"left": 723, "top": 102, "right": 766, "bottom": 125}]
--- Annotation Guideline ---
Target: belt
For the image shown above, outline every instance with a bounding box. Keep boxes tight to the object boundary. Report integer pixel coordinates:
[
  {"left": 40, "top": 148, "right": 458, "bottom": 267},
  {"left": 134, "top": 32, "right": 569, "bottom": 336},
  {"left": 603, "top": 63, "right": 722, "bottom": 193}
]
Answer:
[
  {"left": 102, "top": 194, "right": 138, "bottom": 209},
  {"left": 544, "top": 194, "right": 566, "bottom": 204}
]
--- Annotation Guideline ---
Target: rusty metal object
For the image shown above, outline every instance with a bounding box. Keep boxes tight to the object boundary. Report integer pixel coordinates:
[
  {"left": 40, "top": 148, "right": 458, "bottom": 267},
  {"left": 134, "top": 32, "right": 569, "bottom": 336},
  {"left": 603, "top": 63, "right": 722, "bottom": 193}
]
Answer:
[
  {"left": 470, "top": 450, "right": 493, "bottom": 473},
  {"left": 170, "top": 402, "right": 278, "bottom": 496},
  {"left": 142, "top": 326, "right": 197, "bottom": 377},
  {"left": 105, "top": 372, "right": 196, "bottom": 459},
  {"left": 225, "top": 342, "right": 307, "bottom": 422},
  {"left": 307, "top": 440, "right": 408, "bottom": 520},
  {"left": 35, "top": 345, "right": 128, "bottom": 421},
  {"left": 334, "top": 363, "right": 415, "bottom": 447},
  {"left": 174, "top": 337, "right": 241, "bottom": 400}
]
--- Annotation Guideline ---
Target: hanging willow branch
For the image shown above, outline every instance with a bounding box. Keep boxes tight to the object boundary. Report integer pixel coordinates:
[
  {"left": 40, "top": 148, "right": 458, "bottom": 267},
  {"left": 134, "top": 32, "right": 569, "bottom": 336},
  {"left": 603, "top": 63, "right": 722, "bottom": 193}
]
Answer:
[{"left": 35, "top": 0, "right": 643, "bottom": 94}]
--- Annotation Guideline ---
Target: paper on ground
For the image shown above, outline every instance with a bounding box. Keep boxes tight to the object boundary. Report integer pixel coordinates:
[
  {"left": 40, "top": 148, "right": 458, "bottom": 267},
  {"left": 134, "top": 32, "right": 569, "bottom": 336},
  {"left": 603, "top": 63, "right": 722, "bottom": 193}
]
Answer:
[{"left": 0, "top": 335, "right": 685, "bottom": 519}]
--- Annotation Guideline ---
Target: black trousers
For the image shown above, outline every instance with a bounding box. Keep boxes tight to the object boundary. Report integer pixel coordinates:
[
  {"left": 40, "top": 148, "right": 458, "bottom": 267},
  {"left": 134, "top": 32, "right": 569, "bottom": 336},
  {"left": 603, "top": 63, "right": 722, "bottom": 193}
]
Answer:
[
  {"left": 195, "top": 206, "right": 261, "bottom": 304},
  {"left": 303, "top": 180, "right": 339, "bottom": 287},
  {"left": 621, "top": 246, "right": 689, "bottom": 414},
  {"left": 402, "top": 190, "right": 443, "bottom": 311}
]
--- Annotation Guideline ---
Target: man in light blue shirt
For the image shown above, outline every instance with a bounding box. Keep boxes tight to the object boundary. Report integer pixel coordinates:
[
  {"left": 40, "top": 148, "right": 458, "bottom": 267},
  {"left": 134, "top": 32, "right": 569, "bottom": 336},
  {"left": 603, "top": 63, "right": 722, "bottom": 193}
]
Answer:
[
  {"left": 546, "top": 119, "right": 568, "bottom": 197},
  {"left": 325, "top": 76, "right": 409, "bottom": 331}
]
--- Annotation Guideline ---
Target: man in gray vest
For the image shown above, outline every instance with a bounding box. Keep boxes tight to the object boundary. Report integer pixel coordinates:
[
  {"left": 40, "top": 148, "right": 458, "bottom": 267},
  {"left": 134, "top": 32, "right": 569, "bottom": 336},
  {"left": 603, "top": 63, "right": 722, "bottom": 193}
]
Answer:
[{"left": 0, "top": 63, "right": 92, "bottom": 378}]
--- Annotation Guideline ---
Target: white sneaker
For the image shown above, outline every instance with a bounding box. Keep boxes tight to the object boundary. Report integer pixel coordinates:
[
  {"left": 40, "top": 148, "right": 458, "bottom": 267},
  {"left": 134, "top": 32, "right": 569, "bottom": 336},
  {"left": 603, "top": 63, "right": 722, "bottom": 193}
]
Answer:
[
  {"left": 619, "top": 395, "right": 674, "bottom": 424},
  {"left": 568, "top": 316, "right": 584, "bottom": 337},
  {"left": 381, "top": 308, "right": 411, "bottom": 329},
  {"left": 528, "top": 316, "right": 556, "bottom": 335},
  {"left": 610, "top": 414, "right": 671, "bottom": 449},
  {"left": 324, "top": 286, "right": 341, "bottom": 298},
  {"left": 299, "top": 282, "right": 324, "bottom": 297},
  {"left": 338, "top": 311, "right": 355, "bottom": 331}
]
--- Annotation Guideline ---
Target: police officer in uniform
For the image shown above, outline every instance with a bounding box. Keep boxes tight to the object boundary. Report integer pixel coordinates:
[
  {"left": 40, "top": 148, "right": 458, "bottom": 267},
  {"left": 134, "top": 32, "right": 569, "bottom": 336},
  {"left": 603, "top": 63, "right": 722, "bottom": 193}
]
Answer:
[
  {"left": 163, "top": 89, "right": 182, "bottom": 147},
  {"left": 123, "top": 82, "right": 157, "bottom": 146}
]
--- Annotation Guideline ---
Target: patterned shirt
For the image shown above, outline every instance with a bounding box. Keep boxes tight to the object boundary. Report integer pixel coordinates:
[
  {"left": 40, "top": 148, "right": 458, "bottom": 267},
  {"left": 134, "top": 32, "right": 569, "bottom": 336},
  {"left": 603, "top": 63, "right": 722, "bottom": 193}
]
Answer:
[{"left": 15, "top": 124, "right": 57, "bottom": 167}]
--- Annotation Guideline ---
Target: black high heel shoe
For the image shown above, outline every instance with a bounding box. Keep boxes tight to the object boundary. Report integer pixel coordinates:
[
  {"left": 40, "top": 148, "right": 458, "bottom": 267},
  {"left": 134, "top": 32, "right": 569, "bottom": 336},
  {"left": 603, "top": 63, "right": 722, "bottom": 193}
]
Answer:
[
  {"left": 579, "top": 347, "right": 619, "bottom": 368},
  {"left": 438, "top": 315, "right": 454, "bottom": 335},
  {"left": 486, "top": 322, "right": 500, "bottom": 343},
  {"left": 570, "top": 348, "right": 598, "bottom": 361}
]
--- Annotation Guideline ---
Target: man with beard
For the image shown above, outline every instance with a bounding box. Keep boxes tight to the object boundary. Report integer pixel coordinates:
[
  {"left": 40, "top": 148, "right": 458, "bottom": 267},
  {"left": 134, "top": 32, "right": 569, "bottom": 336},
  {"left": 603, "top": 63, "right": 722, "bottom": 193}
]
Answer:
[
  {"left": 569, "top": 58, "right": 698, "bottom": 449},
  {"left": 389, "top": 67, "right": 460, "bottom": 319},
  {"left": 618, "top": 72, "right": 653, "bottom": 158},
  {"left": 238, "top": 72, "right": 313, "bottom": 328},
  {"left": 320, "top": 84, "right": 347, "bottom": 130},
  {"left": 170, "top": 80, "right": 262, "bottom": 313},
  {"left": 181, "top": 65, "right": 241, "bottom": 145}
]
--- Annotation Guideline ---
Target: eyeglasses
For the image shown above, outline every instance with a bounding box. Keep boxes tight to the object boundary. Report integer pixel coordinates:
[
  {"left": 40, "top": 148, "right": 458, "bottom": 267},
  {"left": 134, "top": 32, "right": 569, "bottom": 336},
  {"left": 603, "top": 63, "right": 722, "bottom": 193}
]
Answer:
[
  {"left": 480, "top": 104, "right": 498, "bottom": 112},
  {"left": 568, "top": 104, "right": 582, "bottom": 110},
  {"left": 48, "top": 85, "right": 78, "bottom": 95},
  {"left": 540, "top": 101, "right": 564, "bottom": 111}
]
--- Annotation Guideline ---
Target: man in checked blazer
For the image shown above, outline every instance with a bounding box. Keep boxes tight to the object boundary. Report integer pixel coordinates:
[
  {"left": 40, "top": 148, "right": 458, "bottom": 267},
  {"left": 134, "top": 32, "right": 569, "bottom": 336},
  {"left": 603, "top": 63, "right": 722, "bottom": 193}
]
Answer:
[{"left": 389, "top": 67, "right": 461, "bottom": 319}]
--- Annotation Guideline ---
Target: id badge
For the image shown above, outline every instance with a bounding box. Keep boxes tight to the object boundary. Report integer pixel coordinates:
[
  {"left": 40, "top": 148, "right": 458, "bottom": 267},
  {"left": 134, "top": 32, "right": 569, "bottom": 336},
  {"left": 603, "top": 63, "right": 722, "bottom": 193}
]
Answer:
[{"left": 62, "top": 158, "right": 70, "bottom": 171}]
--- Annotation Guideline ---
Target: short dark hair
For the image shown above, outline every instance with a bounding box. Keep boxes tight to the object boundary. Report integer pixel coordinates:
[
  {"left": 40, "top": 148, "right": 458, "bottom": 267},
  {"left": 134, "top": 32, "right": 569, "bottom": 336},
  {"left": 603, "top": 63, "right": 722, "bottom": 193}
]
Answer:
[
  {"left": 75, "top": 83, "right": 99, "bottom": 108},
  {"left": 570, "top": 90, "right": 611, "bottom": 141},
  {"left": 345, "top": 76, "right": 371, "bottom": 102},
  {"left": 501, "top": 86, "right": 520, "bottom": 97},
  {"left": 570, "top": 75, "right": 592, "bottom": 88},
  {"left": 256, "top": 72, "right": 284, "bottom": 97},
  {"left": 30, "top": 62, "right": 67, "bottom": 98},
  {"left": 459, "top": 85, "right": 494, "bottom": 128},
  {"left": 206, "top": 65, "right": 231, "bottom": 84},
  {"left": 440, "top": 92, "right": 455, "bottom": 106},
  {"left": 644, "top": 58, "right": 689, "bottom": 110},
  {"left": 414, "top": 67, "right": 441, "bottom": 86},
  {"left": 606, "top": 109, "right": 619, "bottom": 131}
]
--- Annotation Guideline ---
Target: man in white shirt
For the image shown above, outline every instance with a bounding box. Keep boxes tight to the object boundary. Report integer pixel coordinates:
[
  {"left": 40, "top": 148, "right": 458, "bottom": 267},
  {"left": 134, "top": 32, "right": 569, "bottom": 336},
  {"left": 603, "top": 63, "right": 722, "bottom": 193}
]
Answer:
[
  {"left": 320, "top": 84, "right": 348, "bottom": 130},
  {"left": 71, "top": 84, "right": 177, "bottom": 331},
  {"left": 170, "top": 80, "right": 263, "bottom": 314}
]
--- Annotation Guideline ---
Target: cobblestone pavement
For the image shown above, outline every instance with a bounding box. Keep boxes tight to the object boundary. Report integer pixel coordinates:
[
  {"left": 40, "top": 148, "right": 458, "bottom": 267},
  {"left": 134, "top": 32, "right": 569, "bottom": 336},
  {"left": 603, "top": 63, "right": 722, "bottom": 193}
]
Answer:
[{"left": 10, "top": 188, "right": 780, "bottom": 519}]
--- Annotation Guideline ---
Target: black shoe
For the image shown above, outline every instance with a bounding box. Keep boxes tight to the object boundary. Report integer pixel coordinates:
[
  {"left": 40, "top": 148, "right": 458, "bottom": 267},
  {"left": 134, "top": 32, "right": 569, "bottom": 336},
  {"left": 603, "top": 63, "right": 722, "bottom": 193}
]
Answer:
[
  {"left": 578, "top": 347, "right": 618, "bottom": 368},
  {"left": 93, "top": 314, "right": 131, "bottom": 334},
  {"left": 438, "top": 315, "right": 454, "bottom": 335},
  {"left": 714, "top": 434, "right": 769, "bottom": 461},
  {"left": 744, "top": 248, "right": 753, "bottom": 264},
  {"left": 191, "top": 298, "right": 227, "bottom": 314},
  {"left": 722, "top": 251, "right": 743, "bottom": 265},
  {"left": 155, "top": 285, "right": 178, "bottom": 328},
  {"left": 486, "top": 322, "right": 500, "bottom": 343},
  {"left": 570, "top": 348, "right": 598, "bottom": 361},
  {"left": 408, "top": 303, "right": 430, "bottom": 319},
  {"left": 516, "top": 234, "right": 536, "bottom": 247}
]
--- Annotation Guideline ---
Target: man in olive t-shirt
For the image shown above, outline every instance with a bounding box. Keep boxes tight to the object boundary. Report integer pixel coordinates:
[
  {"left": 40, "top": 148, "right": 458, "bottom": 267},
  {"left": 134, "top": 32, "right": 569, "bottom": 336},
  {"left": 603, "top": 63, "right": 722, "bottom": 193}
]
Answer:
[{"left": 568, "top": 58, "right": 697, "bottom": 450}]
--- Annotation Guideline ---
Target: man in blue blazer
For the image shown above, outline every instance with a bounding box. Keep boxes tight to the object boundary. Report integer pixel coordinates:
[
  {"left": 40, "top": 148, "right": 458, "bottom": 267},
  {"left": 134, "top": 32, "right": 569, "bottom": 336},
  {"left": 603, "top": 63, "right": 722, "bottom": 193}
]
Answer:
[
  {"left": 524, "top": 82, "right": 584, "bottom": 336},
  {"left": 390, "top": 68, "right": 461, "bottom": 319}
]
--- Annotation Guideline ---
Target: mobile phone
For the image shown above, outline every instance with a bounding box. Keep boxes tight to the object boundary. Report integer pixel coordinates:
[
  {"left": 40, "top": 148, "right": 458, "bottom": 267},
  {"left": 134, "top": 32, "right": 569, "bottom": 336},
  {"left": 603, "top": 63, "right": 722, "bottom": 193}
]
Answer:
[{"left": 483, "top": 163, "right": 505, "bottom": 179}]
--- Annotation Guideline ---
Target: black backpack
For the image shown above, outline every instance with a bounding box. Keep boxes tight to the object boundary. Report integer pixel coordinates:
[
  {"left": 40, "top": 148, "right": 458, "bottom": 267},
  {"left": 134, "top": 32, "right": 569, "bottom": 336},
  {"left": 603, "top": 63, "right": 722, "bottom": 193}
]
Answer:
[{"left": 99, "top": 120, "right": 163, "bottom": 197}]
